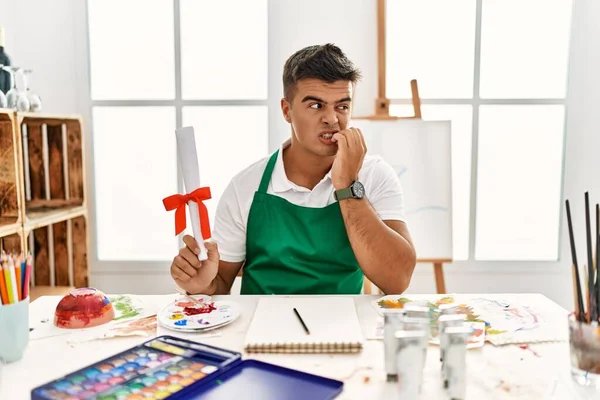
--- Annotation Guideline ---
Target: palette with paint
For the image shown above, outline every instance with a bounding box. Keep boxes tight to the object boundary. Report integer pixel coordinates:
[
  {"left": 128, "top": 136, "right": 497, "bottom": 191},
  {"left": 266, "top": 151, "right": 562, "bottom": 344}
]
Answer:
[{"left": 157, "top": 296, "right": 240, "bottom": 332}]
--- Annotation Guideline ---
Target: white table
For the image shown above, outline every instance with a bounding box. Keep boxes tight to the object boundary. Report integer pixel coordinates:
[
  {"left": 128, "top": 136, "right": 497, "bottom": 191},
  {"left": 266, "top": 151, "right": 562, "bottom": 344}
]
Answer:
[{"left": 0, "top": 294, "right": 597, "bottom": 399}]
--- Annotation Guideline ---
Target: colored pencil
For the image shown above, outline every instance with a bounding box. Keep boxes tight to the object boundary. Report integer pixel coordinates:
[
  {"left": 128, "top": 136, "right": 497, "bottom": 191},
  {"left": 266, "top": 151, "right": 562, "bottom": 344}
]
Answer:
[
  {"left": 0, "top": 262, "right": 8, "bottom": 305},
  {"left": 15, "top": 256, "right": 22, "bottom": 302},
  {"left": 566, "top": 200, "right": 585, "bottom": 321},
  {"left": 7, "top": 259, "right": 18, "bottom": 305},
  {"left": 23, "top": 261, "right": 31, "bottom": 299},
  {"left": 4, "top": 261, "right": 14, "bottom": 304}
]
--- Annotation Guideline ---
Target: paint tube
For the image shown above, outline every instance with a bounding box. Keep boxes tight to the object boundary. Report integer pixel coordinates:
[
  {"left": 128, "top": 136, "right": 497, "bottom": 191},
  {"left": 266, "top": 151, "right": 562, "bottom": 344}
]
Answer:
[
  {"left": 395, "top": 330, "right": 427, "bottom": 400},
  {"left": 383, "top": 309, "right": 406, "bottom": 382},
  {"left": 401, "top": 316, "right": 429, "bottom": 387},
  {"left": 439, "top": 314, "right": 467, "bottom": 364},
  {"left": 443, "top": 326, "right": 471, "bottom": 400}
]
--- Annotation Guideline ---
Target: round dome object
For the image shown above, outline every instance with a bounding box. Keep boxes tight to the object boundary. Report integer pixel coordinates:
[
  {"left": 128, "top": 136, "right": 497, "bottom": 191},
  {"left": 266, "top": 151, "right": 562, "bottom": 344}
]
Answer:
[{"left": 54, "top": 287, "right": 115, "bottom": 329}]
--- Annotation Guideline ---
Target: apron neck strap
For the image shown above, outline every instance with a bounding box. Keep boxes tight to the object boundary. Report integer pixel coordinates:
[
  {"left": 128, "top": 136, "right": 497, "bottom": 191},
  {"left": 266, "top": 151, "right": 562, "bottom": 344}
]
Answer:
[{"left": 258, "top": 150, "right": 279, "bottom": 193}]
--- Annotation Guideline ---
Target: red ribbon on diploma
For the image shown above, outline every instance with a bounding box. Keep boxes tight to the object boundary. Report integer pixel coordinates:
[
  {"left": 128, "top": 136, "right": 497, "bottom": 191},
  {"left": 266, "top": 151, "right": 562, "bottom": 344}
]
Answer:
[{"left": 162, "top": 187, "right": 212, "bottom": 238}]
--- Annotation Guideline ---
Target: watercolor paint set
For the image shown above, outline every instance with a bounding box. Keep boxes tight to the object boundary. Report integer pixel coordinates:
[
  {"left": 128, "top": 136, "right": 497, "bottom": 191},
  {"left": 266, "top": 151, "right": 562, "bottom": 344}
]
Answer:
[{"left": 31, "top": 335, "right": 343, "bottom": 400}]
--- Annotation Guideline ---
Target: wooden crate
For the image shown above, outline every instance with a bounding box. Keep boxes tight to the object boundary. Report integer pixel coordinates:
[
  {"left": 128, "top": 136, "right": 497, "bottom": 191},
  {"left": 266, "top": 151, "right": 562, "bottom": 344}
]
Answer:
[
  {"left": 0, "top": 231, "right": 24, "bottom": 254},
  {"left": 18, "top": 114, "right": 85, "bottom": 217},
  {"left": 0, "top": 110, "right": 89, "bottom": 291},
  {"left": 25, "top": 215, "right": 88, "bottom": 288},
  {"left": 0, "top": 109, "right": 23, "bottom": 232}
]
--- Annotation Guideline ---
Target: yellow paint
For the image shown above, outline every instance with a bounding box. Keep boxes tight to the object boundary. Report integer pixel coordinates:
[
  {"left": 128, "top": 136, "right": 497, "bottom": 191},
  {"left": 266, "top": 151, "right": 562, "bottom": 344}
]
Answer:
[{"left": 169, "top": 313, "right": 184, "bottom": 320}]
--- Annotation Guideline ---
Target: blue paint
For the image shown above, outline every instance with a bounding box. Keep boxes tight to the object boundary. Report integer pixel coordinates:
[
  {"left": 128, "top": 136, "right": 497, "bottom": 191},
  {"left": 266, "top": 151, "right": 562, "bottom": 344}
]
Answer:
[{"left": 174, "top": 319, "right": 188, "bottom": 326}]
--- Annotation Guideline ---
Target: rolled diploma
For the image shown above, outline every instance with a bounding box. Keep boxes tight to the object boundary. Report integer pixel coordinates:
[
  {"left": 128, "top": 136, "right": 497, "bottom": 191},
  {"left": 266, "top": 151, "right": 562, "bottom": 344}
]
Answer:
[{"left": 175, "top": 126, "right": 208, "bottom": 261}]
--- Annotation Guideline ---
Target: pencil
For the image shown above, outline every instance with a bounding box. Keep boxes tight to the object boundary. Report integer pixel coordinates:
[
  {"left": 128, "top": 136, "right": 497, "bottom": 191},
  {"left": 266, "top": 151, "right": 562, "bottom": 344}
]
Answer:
[
  {"left": 0, "top": 262, "right": 8, "bottom": 305},
  {"left": 23, "top": 262, "right": 31, "bottom": 299},
  {"left": 4, "top": 261, "right": 14, "bottom": 304},
  {"left": 566, "top": 200, "right": 585, "bottom": 321},
  {"left": 8, "top": 259, "right": 18, "bottom": 305},
  {"left": 293, "top": 307, "right": 310, "bottom": 335},
  {"left": 15, "top": 257, "right": 22, "bottom": 302}
]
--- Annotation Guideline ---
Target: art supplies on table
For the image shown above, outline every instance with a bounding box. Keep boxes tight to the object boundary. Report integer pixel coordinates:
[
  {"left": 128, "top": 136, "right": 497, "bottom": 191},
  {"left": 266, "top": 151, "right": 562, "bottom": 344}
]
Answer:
[
  {"left": 394, "top": 330, "right": 427, "bottom": 400},
  {"left": 0, "top": 251, "right": 32, "bottom": 305},
  {"left": 244, "top": 297, "right": 364, "bottom": 354},
  {"left": 372, "top": 293, "right": 566, "bottom": 346},
  {"left": 564, "top": 193, "right": 600, "bottom": 387},
  {"left": 31, "top": 335, "right": 344, "bottom": 400},
  {"left": 30, "top": 293, "right": 157, "bottom": 342},
  {"left": 442, "top": 326, "right": 470, "bottom": 399},
  {"left": 157, "top": 295, "right": 240, "bottom": 332},
  {"left": 383, "top": 310, "right": 405, "bottom": 382},
  {"left": 439, "top": 314, "right": 467, "bottom": 364}
]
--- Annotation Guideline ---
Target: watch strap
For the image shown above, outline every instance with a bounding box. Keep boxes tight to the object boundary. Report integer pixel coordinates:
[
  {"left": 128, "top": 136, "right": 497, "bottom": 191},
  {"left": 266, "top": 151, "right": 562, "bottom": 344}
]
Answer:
[{"left": 334, "top": 186, "right": 354, "bottom": 201}]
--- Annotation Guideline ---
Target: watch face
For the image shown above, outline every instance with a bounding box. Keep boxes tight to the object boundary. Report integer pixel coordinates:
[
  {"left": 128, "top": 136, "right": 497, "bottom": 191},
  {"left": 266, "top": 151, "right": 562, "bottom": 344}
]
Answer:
[{"left": 352, "top": 181, "right": 365, "bottom": 198}]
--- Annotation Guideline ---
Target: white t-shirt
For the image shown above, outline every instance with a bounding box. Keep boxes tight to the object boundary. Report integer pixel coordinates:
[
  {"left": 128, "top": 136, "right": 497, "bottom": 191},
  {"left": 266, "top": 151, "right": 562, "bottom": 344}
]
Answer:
[{"left": 213, "top": 140, "right": 407, "bottom": 262}]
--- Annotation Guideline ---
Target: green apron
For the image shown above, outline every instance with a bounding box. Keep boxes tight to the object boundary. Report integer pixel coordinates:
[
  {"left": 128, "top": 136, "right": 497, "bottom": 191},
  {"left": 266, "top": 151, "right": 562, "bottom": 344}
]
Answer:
[{"left": 241, "top": 150, "right": 363, "bottom": 295}]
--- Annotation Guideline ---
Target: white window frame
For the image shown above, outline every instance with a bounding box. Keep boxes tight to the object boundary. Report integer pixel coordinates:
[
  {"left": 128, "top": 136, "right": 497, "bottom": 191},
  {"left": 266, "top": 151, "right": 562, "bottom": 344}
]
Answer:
[
  {"left": 387, "top": 0, "right": 569, "bottom": 263},
  {"left": 78, "top": 0, "right": 269, "bottom": 275}
]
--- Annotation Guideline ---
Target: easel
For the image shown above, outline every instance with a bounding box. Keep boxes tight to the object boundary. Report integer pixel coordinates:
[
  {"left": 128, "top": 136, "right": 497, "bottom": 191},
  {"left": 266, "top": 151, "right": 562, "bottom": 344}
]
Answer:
[{"left": 356, "top": 0, "right": 450, "bottom": 295}]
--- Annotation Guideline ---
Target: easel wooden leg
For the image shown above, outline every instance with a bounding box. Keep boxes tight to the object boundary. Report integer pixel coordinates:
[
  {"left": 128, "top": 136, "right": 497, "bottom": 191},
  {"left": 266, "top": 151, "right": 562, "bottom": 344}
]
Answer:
[{"left": 434, "top": 262, "right": 446, "bottom": 294}]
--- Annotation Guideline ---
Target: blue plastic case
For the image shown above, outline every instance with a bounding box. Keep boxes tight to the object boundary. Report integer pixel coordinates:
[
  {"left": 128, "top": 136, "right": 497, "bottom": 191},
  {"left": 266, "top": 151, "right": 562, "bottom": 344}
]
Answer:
[{"left": 31, "top": 335, "right": 343, "bottom": 400}]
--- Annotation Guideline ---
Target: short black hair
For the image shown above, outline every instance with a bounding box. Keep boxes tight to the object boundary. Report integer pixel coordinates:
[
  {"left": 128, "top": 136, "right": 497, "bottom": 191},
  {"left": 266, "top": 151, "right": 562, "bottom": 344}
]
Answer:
[{"left": 282, "top": 43, "right": 362, "bottom": 101}]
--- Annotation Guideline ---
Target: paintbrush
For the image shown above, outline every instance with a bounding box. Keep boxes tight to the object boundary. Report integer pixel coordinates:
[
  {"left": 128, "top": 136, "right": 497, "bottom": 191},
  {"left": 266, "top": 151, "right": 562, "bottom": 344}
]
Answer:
[
  {"left": 566, "top": 200, "right": 585, "bottom": 321},
  {"left": 585, "top": 193, "right": 595, "bottom": 322},
  {"left": 174, "top": 286, "right": 205, "bottom": 306}
]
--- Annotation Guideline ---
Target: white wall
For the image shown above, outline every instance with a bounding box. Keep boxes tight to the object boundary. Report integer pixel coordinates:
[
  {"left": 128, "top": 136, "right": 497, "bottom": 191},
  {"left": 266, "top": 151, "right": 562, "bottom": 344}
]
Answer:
[{"left": 1, "top": 0, "right": 598, "bottom": 310}]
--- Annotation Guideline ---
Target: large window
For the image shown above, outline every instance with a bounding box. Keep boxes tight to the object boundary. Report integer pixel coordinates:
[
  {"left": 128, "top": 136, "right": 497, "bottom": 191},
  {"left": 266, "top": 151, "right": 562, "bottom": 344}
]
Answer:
[
  {"left": 387, "top": 0, "right": 572, "bottom": 261},
  {"left": 88, "top": 0, "right": 268, "bottom": 262}
]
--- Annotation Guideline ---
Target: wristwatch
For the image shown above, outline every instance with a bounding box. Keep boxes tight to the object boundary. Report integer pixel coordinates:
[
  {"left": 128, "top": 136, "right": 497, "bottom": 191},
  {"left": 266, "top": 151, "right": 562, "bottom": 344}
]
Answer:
[{"left": 334, "top": 181, "right": 365, "bottom": 201}]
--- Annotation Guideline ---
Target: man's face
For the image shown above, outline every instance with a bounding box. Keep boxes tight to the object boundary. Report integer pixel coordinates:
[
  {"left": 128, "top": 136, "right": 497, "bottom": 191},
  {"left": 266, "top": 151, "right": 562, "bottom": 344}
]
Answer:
[{"left": 281, "top": 78, "right": 353, "bottom": 157}]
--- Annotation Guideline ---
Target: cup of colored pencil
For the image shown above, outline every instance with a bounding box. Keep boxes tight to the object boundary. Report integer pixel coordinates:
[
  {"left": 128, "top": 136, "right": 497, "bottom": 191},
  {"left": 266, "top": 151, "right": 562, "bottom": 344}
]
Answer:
[
  {"left": 0, "top": 251, "right": 32, "bottom": 363},
  {"left": 565, "top": 194, "right": 600, "bottom": 390}
]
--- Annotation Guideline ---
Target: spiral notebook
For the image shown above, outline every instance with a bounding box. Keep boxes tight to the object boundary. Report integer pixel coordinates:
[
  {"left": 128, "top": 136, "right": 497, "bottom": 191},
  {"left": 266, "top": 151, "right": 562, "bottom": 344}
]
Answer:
[{"left": 244, "top": 297, "right": 364, "bottom": 354}]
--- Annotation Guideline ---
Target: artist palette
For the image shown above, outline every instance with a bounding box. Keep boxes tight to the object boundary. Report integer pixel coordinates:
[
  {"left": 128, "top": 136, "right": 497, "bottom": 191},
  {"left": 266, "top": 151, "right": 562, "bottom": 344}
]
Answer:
[{"left": 157, "top": 296, "right": 240, "bottom": 332}]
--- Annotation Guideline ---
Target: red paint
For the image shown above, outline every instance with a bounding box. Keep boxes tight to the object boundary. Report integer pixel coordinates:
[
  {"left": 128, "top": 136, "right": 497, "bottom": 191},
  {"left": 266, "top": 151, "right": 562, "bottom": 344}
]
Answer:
[
  {"left": 54, "top": 288, "right": 115, "bottom": 329},
  {"left": 518, "top": 344, "right": 540, "bottom": 357},
  {"left": 183, "top": 302, "right": 216, "bottom": 316}
]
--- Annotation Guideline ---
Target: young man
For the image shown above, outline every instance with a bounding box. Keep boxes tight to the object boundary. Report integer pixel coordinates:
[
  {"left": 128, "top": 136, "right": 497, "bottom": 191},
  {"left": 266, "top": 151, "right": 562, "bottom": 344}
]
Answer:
[{"left": 170, "top": 44, "right": 416, "bottom": 295}]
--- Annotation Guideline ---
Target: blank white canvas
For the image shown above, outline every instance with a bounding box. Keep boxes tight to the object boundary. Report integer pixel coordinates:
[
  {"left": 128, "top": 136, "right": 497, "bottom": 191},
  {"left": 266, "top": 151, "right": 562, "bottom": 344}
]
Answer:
[{"left": 351, "top": 119, "right": 453, "bottom": 260}]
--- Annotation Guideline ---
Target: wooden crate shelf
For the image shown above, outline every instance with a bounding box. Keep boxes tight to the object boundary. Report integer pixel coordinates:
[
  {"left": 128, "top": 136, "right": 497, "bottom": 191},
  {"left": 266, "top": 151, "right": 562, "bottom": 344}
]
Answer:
[
  {"left": 0, "top": 109, "right": 23, "bottom": 229},
  {"left": 26, "top": 215, "right": 88, "bottom": 288},
  {"left": 0, "top": 110, "right": 89, "bottom": 290},
  {"left": 24, "top": 205, "right": 86, "bottom": 232},
  {"left": 0, "top": 221, "right": 21, "bottom": 238},
  {"left": 19, "top": 116, "right": 85, "bottom": 211}
]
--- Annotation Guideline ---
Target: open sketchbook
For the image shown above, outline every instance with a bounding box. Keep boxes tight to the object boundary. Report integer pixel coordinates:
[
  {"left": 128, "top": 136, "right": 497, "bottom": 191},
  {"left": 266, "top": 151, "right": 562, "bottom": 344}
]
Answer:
[{"left": 244, "top": 297, "right": 364, "bottom": 354}]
